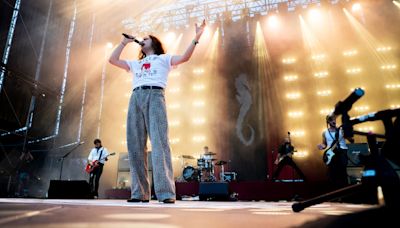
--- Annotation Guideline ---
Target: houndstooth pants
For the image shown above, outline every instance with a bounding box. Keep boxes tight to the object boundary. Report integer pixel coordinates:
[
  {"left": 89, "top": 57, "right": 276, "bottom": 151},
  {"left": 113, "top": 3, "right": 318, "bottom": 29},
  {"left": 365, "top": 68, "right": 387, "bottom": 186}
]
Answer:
[{"left": 126, "top": 88, "right": 175, "bottom": 201}]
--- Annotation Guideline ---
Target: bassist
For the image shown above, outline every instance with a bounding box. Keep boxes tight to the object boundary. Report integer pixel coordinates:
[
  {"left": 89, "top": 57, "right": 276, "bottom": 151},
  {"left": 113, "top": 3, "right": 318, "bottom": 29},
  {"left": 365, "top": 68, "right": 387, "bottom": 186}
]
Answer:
[
  {"left": 87, "top": 139, "right": 109, "bottom": 198},
  {"left": 317, "top": 115, "right": 349, "bottom": 189}
]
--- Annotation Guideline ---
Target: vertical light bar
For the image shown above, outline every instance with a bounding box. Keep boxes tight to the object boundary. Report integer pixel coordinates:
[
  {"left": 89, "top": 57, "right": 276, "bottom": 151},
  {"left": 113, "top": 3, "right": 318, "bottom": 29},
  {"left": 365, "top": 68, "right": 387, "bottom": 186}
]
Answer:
[
  {"left": 97, "top": 46, "right": 108, "bottom": 138},
  {"left": 0, "top": 0, "right": 21, "bottom": 93},
  {"left": 54, "top": 0, "right": 77, "bottom": 136},
  {"left": 77, "top": 13, "right": 95, "bottom": 142}
]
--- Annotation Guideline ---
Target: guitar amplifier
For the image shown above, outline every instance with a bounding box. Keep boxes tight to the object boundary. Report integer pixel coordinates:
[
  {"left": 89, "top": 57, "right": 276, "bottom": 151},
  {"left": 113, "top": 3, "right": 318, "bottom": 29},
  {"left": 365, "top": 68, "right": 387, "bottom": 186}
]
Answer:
[
  {"left": 48, "top": 180, "right": 92, "bottom": 199},
  {"left": 347, "top": 143, "right": 370, "bottom": 167},
  {"left": 199, "top": 182, "right": 230, "bottom": 201}
]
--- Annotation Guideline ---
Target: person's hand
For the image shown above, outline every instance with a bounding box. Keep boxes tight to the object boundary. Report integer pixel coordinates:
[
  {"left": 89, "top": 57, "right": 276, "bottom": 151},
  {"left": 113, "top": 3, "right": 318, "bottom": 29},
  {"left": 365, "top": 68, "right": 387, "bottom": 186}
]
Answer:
[
  {"left": 122, "top": 34, "right": 135, "bottom": 45},
  {"left": 317, "top": 144, "right": 325, "bottom": 150},
  {"left": 195, "top": 19, "right": 206, "bottom": 39}
]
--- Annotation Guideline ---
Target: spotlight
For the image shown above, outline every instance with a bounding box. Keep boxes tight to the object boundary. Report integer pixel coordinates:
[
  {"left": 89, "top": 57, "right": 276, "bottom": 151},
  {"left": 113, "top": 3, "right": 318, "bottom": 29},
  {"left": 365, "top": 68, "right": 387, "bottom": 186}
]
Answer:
[
  {"left": 106, "top": 42, "right": 113, "bottom": 48},
  {"left": 267, "top": 14, "right": 280, "bottom": 29},
  {"left": 352, "top": 3, "right": 362, "bottom": 12}
]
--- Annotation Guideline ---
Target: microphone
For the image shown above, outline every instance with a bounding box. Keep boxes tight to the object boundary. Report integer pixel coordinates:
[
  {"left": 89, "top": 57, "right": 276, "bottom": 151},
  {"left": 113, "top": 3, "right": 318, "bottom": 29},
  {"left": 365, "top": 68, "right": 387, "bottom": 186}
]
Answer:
[
  {"left": 331, "top": 88, "right": 365, "bottom": 117},
  {"left": 122, "top": 33, "right": 143, "bottom": 46}
]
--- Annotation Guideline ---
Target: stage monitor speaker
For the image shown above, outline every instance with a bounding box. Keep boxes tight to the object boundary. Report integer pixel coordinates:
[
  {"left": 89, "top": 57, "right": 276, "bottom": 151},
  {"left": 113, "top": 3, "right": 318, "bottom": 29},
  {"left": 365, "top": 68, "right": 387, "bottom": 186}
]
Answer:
[
  {"left": 199, "top": 182, "right": 229, "bottom": 201},
  {"left": 48, "top": 180, "right": 92, "bottom": 199},
  {"left": 347, "top": 143, "right": 370, "bottom": 167}
]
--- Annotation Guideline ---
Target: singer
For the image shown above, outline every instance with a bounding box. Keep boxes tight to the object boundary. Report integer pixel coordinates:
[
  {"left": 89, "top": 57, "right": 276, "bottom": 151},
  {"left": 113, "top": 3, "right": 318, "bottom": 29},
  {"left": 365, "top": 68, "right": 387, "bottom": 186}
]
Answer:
[{"left": 108, "top": 20, "right": 206, "bottom": 204}]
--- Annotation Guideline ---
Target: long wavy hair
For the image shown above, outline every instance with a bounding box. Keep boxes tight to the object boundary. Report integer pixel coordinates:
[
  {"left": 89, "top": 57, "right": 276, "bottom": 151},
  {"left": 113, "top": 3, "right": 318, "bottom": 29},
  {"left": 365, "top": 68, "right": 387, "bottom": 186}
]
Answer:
[{"left": 138, "top": 35, "right": 165, "bottom": 60}]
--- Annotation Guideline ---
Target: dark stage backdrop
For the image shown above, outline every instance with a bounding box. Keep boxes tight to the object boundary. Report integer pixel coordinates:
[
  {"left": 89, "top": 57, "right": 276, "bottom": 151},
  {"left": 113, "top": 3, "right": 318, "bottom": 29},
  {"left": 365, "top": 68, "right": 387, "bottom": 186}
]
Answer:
[{"left": 214, "top": 20, "right": 284, "bottom": 181}]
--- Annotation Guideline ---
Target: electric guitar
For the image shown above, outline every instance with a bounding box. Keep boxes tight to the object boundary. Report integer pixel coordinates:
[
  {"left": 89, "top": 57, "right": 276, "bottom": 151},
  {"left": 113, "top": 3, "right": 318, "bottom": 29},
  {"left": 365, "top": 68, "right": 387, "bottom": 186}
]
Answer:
[
  {"left": 85, "top": 152, "right": 115, "bottom": 173},
  {"left": 322, "top": 139, "right": 338, "bottom": 165}
]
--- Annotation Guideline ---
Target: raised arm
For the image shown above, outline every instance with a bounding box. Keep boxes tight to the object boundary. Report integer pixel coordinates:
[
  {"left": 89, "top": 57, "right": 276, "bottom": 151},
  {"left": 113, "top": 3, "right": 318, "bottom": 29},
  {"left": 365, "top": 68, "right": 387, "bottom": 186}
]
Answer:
[
  {"left": 108, "top": 35, "right": 134, "bottom": 71},
  {"left": 171, "top": 20, "right": 206, "bottom": 66}
]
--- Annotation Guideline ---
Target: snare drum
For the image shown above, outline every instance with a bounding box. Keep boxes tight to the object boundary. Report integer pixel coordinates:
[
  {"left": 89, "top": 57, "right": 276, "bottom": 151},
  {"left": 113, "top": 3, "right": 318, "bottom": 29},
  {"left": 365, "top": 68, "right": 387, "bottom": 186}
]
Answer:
[
  {"left": 197, "top": 158, "right": 205, "bottom": 169},
  {"left": 183, "top": 166, "right": 198, "bottom": 182}
]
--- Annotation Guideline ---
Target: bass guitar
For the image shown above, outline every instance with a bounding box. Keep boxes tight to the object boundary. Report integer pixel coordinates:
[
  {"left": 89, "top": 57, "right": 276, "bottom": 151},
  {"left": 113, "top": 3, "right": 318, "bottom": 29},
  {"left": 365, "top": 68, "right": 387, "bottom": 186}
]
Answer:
[{"left": 85, "top": 152, "right": 115, "bottom": 173}]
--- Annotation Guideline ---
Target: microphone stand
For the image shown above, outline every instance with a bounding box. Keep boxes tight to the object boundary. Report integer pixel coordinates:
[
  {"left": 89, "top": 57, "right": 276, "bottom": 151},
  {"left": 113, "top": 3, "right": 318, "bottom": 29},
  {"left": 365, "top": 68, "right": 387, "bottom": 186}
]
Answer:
[
  {"left": 292, "top": 108, "right": 400, "bottom": 212},
  {"left": 58, "top": 143, "right": 84, "bottom": 180}
]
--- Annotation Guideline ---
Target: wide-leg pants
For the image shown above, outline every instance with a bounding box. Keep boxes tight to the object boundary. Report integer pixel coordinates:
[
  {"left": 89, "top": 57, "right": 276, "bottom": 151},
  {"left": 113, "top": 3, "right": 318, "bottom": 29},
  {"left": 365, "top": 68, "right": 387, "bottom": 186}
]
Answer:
[{"left": 126, "top": 88, "right": 175, "bottom": 201}]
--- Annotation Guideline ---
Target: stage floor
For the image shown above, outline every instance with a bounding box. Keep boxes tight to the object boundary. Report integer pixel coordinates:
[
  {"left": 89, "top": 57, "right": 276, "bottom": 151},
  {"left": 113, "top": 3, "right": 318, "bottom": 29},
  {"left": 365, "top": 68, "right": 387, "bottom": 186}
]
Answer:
[{"left": 0, "top": 198, "right": 387, "bottom": 227}]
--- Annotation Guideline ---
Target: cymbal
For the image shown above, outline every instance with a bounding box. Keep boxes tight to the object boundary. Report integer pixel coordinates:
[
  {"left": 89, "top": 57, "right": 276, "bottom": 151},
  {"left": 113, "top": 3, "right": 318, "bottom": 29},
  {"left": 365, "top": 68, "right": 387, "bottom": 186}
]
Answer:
[
  {"left": 215, "top": 160, "right": 227, "bottom": 166},
  {"left": 204, "top": 152, "right": 216, "bottom": 156},
  {"left": 179, "top": 155, "right": 195, "bottom": 159}
]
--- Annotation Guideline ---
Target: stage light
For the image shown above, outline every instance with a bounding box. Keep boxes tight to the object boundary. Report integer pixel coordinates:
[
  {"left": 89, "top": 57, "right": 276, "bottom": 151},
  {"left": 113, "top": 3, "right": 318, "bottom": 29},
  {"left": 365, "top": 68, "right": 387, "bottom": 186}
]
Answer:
[
  {"left": 106, "top": 42, "right": 113, "bottom": 48},
  {"left": 125, "top": 92, "right": 130, "bottom": 97},
  {"left": 192, "top": 135, "right": 206, "bottom": 142},
  {"left": 350, "top": 86, "right": 366, "bottom": 92},
  {"left": 164, "top": 32, "right": 176, "bottom": 45},
  {"left": 381, "top": 64, "right": 397, "bottom": 70},
  {"left": 284, "top": 75, "right": 298, "bottom": 81},
  {"left": 311, "top": 54, "right": 326, "bottom": 61},
  {"left": 267, "top": 14, "right": 280, "bottom": 29},
  {"left": 308, "top": 8, "right": 322, "bottom": 21},
  {"left": 354, "top": 106, "right": 369, "bottom": 112},
  {"left": 122, "top": 124, "right": 126, "bottom": 128},
  {"left": 168, "top": 87, "right": 181, "bottom": 93},
  {"left": 192, "top": 100, "right": 205, "bottom": 107},
  {"left": 320, "top": 109, "right": 333, "bottom": 115},
  {"left": 170, "top": 138, "right": 181, "bottom": 144},
  {"left": 317, "top": 90, "right": 332, "bottom": 96},
  {"left": 193, "top": 68, "right": 205, "bottom": 75},
  {"left": 377, "top": 46, "right": 392, "bottom": 52},
  {"left": 125, "top": 78, "right": 132, "bottom": 82},
  {"left": 314, "top": 71, "right": 329, "bottom": 78},
  {"left": 343, "top": 50, "right": 358, "bottom": 56},
  {"left": 169, "top": 120, "right": 181, "bottom": 127},
  {"left": 390, "top": 104, "right": 400, "bottom": 108},
  {"left": 352, "top": 3, "right": 362, "bottom": 12},
  {"left": 385, "top": 84, "right": 400, "bottom": 89},
  {"left": 282, "top": 58, "right": 296, "bottom": 64},
  {"left": 192, "top": 118, "right": 206, "bottom": 125},
  {"left": 394, "top": 1, "right": 400, "bottom": 8},
  {"left": 123, "top": 108, "right": 128, "bottom": 113},
  {"left": 356, "top": 126, "right": 374, "bottom": 132},
  {"left": 121, "top": 140, "right": 127, "bottom": 145},
  {"left": 288, "top": 111, "right": 304, "bottom": 118},
  {"left": 286, "top": 92, "right": 301, "bottom": 99},
  {"left": 168, "top": 103, "right": 181, "bottom": 109},
  {"left": 294, "top": 150, "right": 309, "bottom": 158},
  {"left": 346, "top": 68, "right": 362, "bottom": 74},
  {"left": 192, "top": 84, "right": 205, "bottom": 91},
  {"left": 291, "top": 130, "right": 305, "bottom": 137},
  {"left": 169, "top": 71, "right": 181, "bottom": 78}
]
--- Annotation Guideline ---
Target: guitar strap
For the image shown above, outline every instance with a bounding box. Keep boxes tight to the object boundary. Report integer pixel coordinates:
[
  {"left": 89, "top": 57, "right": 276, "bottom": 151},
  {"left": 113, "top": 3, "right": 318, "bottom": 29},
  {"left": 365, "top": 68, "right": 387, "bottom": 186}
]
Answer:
[{"left": 97, "top": 147, "right": 104, "bottom": 164}]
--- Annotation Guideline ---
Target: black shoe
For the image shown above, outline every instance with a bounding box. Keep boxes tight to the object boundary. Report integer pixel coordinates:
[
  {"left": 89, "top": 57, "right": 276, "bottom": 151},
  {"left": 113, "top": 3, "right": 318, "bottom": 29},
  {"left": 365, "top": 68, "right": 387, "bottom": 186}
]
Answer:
[
  {"left": 162, "top": 198, "right": 175, "bottom": 204},
  {"left": 127, "top": 198, "right": 149, "bottom": 203}
]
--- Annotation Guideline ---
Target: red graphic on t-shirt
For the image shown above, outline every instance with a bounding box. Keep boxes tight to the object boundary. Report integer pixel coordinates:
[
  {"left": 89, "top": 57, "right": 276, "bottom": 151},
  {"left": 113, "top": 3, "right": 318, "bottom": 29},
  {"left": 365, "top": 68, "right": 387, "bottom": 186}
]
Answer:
[{"left": 141, "top": 63, "right": 151, "bottom": 71}]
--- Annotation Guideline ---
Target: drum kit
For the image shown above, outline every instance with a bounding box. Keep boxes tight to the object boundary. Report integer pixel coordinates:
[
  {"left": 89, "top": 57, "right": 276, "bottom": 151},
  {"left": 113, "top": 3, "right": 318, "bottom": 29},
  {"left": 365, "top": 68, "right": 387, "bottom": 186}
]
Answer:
[{"left": 179, "top": 152, "right": 237, "bottom": 182}]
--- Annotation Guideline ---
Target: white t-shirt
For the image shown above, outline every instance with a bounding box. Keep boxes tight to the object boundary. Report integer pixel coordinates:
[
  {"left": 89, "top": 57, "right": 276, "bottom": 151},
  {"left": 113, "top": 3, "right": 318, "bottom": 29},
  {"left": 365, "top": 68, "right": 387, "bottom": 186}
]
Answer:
[
  {"left": 88, "top": 147, "right": 109, "bottom": 164},
  {"left": 125, "top": 54, "right": 172, "bottom": 89},
  {"left": 324, "top": 129, "right": 348, "bottom": 150}
]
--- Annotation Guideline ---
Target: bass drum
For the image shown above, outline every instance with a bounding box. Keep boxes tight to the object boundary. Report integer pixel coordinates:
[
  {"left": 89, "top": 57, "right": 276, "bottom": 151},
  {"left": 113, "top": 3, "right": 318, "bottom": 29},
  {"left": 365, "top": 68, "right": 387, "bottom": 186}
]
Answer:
[{"left": 182, "top": 166, "right": 198, "bottom": 182}]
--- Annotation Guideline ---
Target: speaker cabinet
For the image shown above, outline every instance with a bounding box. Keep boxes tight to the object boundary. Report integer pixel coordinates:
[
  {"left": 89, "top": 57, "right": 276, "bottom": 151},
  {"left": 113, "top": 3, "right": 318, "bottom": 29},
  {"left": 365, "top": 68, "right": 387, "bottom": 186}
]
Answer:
[
  {"left": 48, "top": 180, "right": 92, "bottom": 199},
  {"left": 198, "top": 182, "right": 229, "bottom": 201}
]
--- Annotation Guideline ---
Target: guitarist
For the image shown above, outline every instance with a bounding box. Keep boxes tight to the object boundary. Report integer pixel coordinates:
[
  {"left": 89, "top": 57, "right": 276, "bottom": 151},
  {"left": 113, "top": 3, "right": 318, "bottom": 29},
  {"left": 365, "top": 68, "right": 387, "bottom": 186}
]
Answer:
[
  {"left": 317, "top": 115, "right": 349, "bottom": 189},
  {"left": 272, "top": 134, "right": 306, "bottom": 181},
  {"left": 87, "top": 139, "right": 109, "bottom": 198}
]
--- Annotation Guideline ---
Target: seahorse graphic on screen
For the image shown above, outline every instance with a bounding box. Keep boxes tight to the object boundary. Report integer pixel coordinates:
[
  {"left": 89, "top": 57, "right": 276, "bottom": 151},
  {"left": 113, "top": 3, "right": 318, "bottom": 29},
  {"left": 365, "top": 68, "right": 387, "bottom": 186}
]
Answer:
[{"left": 235, "top": 73, "right": 255, "bottom": 146}]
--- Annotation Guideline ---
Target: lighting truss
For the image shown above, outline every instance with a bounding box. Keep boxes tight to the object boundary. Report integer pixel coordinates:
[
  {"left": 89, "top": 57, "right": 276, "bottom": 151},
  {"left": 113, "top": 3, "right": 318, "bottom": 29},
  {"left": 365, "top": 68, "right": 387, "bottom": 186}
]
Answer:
[{"left": 125, "top": 0, "right": 344, "bottom": 33}]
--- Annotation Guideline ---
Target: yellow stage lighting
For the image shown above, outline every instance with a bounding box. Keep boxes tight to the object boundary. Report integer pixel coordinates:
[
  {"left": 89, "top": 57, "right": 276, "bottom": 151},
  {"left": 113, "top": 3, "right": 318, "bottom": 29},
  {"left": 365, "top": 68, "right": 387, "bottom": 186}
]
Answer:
[
  {"left": 291, "top": 130, "right": 305, "bottom": 137},
  {"left": 192, "top": 84, "right": 205, "bottom": 91},
  {"left": 192, "top": 118, "right": 206, "bottom": 125},
  {"left": 308, "top": 8, "right": 323, "bottom": 21},
  {"left": 385, "top": 84, "right": 400, "bottom": 89},
  {"left": 164, "top": 32, "right": 176, "bottom": 45},
  {"left": 293, "top": 150, "right": 309, "bottom": 158},
  {"left": 286, "top": 92, "right": 301, "bottom": 99},
  {"left": 169, "top": 120, "right": 181, "bottom": 127},
  {"left": 354, "top": 106, "right": 369, "bottom": 112},
  {"left": 356, "top": 126, "right": 374, "bottom": 132},
  {"left": 267, "top": 15, "right": 280, "bottom": 29},
  {"left": 311, "top": 54, "right": 326, "bottom": 61},
  {"left": 314, "top": 71, "right": 329, "bottom": 78},
  {"left": 193, "top": 68, "right": 205, "bottom": 75},
  {"left": 106, "top": 42, "right": 113, "bottom": 48},
  {"left": 168, "top": 87, "right": 181, "bottom": 93},
  {"left": 192, "top": 135, "right": 206, "bottom": 142},
  {"left": 394, "top": 1, "right": 400, "bottom": 8},
  {"left": 346, "top": 68, "right": 362, "bottom": 74},
  {"left": 168, "top": 103, "right": 181, "bottom": 109},
  {"left": 390, "top": 104, "right": 400, "bottom": 108},
  {"left": 284, "top": 75, "right": 298, "bottom": 81},
  {"left": 381, "top": 64, "right": 397, "bottom": 70},
  {"left": 192, "top": 100, "right": 205, "bottom": 107},
  {"left": 170, "top": 138, "right": 181, "bottom": 144},
  {"left": 343, "top": 50, "right": 358, "bottom": 56},
  {"left": 377, "top": 46, "right": 392, "bottom": 52},
  {"left": 282, "top": 58, "right": 297, "bottom": 64},
  {"left": 320, "top": 109, "right": 333, "bottom": 115},
  {"left": 288, "top": 111, "right": 304, "bottom": 118},
  {"left": 352, "top": 3, "right": 362, "bottom": 12},
  {"left": 169, "top": 71, "right": 181, "bottom": 78},
  {"left": 317, "top": 90, "right": 332, "bottom": 96}
]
